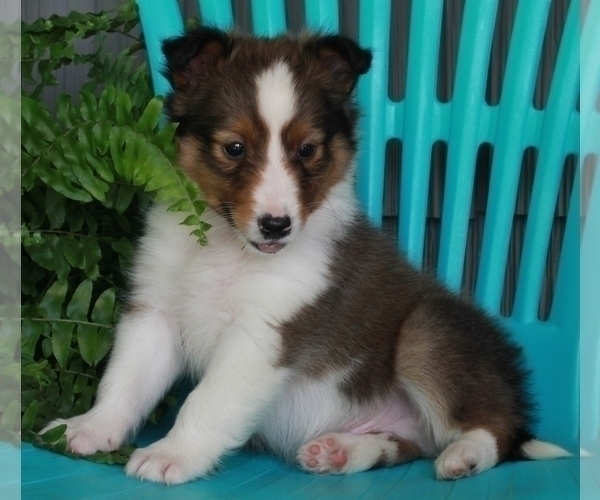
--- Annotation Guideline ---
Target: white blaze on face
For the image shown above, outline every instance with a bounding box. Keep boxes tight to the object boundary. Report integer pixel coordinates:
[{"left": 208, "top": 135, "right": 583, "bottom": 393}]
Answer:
[{"left": 252, "top": 61, "right": 300, "bottom": 238}]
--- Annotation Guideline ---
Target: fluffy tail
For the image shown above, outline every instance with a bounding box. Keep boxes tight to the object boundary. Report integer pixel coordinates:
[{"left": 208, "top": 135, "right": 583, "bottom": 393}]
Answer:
[{"left": 520, "top": 439, "right": 572, "bottom": 460}]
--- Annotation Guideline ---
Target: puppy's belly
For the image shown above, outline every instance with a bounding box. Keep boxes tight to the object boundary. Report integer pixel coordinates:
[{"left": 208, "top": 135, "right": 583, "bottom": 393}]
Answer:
[
  {"left": 343, "top": 394, "right": 422, "bottom": 442},
  {"left": 259, "top": 374, "right": 425, "bottom": 462}
]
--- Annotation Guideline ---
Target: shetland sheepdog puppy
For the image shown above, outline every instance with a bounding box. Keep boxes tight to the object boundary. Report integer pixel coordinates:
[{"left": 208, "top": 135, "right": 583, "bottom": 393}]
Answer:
[{"left": 43, "top": 28, "right": 570, "bottom": 485}]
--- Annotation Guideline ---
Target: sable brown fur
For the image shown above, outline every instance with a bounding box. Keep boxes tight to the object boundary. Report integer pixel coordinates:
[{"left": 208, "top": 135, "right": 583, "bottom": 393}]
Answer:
[
  {"left": 279, "top": 217, "right": 535, "bottom": 459},
  {"left": 163, "top": 29, "right": 370, "bottom": 228}
]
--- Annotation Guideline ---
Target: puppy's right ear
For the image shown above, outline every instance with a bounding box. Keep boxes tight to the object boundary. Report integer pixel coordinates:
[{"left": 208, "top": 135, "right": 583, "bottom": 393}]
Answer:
[{"left": 162, "top": 27, "right": 234, "bottom": 90}]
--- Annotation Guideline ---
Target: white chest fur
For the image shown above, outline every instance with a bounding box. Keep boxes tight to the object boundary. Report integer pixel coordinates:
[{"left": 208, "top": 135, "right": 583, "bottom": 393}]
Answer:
[{"left": 129, "top": 189, "right": 353, "bottom": 376}]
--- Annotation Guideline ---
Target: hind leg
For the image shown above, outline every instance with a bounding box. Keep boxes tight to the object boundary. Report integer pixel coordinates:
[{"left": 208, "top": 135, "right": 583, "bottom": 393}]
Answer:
[
  {"left": 396, "top": 301, "right": 532, "bottom": 480},
  {"left": 434, "top": 429, "right": 498, "bottom": 479},
  {"left": 297, "top": 432, "right": 423, "bottom": 474}
]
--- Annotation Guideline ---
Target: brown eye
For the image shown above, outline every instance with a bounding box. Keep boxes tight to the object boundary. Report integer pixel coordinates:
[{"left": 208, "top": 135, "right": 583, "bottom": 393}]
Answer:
[
  {"left": 298, "top": 143, "right": 316, "bottom": 159},
  {"left": 224, "top": 142, "right": 245, "bottom": 158}
]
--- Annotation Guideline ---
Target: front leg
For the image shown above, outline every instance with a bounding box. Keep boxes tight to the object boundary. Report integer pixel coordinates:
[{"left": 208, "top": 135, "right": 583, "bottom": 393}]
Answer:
[
  {"left": 125, "top": 329, "right": 288, "bottom": 484},
  {"left": 40, "top": 308, "right": 182, "bottom": 455}
]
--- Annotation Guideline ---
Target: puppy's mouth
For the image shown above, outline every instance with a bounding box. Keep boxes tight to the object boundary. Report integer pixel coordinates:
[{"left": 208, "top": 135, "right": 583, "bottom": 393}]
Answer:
[{"left": 250, "top": 240, "right": 287, "bottom": 254}]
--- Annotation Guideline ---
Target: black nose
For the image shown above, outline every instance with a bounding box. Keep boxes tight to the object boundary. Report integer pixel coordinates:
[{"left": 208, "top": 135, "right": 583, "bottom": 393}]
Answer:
[{"left": 258, "top": 214, "right": 292, "bottom": 239}]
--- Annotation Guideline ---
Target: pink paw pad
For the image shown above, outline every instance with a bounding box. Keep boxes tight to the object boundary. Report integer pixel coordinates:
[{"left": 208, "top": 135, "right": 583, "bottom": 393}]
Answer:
[{"left": 298, "top": 435, "right": 349, "bottom": 474}]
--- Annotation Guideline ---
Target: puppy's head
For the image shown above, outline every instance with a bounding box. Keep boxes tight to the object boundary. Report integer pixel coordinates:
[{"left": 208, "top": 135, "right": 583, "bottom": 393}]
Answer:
[{"left": 162, "top": 28, "right": 371, "bottom": 254}]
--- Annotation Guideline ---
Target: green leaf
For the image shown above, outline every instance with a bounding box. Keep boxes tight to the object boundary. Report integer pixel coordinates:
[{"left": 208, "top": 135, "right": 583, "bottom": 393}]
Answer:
[
  {"left": 60, "top": 236, "right": 86, "bottom": 269},
  {"left": 67, "top": 279, "right": 93, "bottom": 321},
  {"left": 88, "top": 452, "right": 115, "bottom": 465},
  {"left": 189, "top": 228, "right": 210, "bottom": 245},
  {"left": 108, "top": 126, "right": 126, "bottom": 178},
  {"left": 122, "top": 129, "right": 142, "bottom": 182},
  {"left": 83, "top": 210, "right": 98, "bottom": 237},
  {"left": 41, "top": 338, "right": 53, "bottom": 359},
  {"left": 21, "top": 96, "right": 60, "bottom": 142},
  {"left": 66, "top": 210, "right": 85, "bottom": 233},
  {"left": 23, "top": 233, "right": 56, "bottom": 272},
  {"left": 98, "top": 86, "right": 116, "bottom": 121},
  {"left": 73, "top": 372, "right": 89, "bottom": 394},
  {"left": 77, "top": 324, "right": 112, "bottom": 366},
  {"left": 51, "top": 321, "right": 74, "bottom": 368},
  {"left": 115, "top": 183, "right": 137, "bottom": 214},
  {"left": 137, "top": 96, "right": 163, "bottom": 134},
  {"left": 21, "top": 400, "right": 39, "bottom": 431},
  {"left": 56, "top": 94, "right": 75, "bottom": 128},
  {"left": 72, "top": 385, "right": 94, "bottom": 415},
  {"left": 80, "top": 237, "right": 101, "bottom": 280},
  {"left": 57, "top": 373, "right": 75, "bottom": 416},
  {"left": 193, "top": 200, "right": 207, "bottom": 214},
  {"left": 62, "top": 131, "right": 109, "bottom": 201},
  {"left": 153, "top": 183, "right": 186, "bottom": 203},
  {"left": 79, "top": 91, "right": 99, "bottom": 121},
  {"left": 38, "top": 281, "right": 68, "bottom": 320},
  {"left": 0, "top": 400, "right": 20, "bottom": 434},
  {"left": 78, "top": 125, "right": 114, "bottom": 183},
  {"left": 22, "top": 120, "right": 49, "bottom": 156},
  {"left": 92, "top": 120, "right": 112, "bottom": 156},
  {"left": 45, "top": 187, "right": 66, "bottom": 229},
  {"left": 33, "top": 165, "right": 93, "bottom": 203},
  {"left": 144, "top": 174, "right": 177, "bottom": 194},
  {"left": 21, "top": 318, "right": 46, "bottom": 357},
  {"left": 115, "top": 91, "right": 132, "bottom": 125},
  {"left": 53, "top": 434, "right": 68, "bottom": 454},
  {"left": 23, "top": 233, "right": 70, "bottom": 281},
  {"left": 45, "top": 234, "right": 71, "bottom": 283},
  {"left": 152, "top": 122, "right": 178, "bottom": 151},
  {"left": 167, "top": 199, "right": 193, "bottom": 213},
  {"left": 39, "top": 423, "right": 67, "bottom": 444},
  {"left": 91, "top": 288, "right": 115, "bottom": 325},
  {"left": 180, "top": 215, "right": 200, "bottom": 227},
  {"left": 111, "top": 238, "right": 134, "bottom": 262}
]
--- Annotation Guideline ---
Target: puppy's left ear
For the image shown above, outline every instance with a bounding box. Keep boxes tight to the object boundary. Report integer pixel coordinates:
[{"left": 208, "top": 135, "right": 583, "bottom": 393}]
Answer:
[{"left": 310, "top": 35, "right": 372, "bottom": 94}]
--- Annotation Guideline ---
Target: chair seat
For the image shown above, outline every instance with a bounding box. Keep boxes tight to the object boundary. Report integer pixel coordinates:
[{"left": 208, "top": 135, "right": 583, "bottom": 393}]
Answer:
[{"left": 21, "top": 433, "right": 578, "bottom": 500}]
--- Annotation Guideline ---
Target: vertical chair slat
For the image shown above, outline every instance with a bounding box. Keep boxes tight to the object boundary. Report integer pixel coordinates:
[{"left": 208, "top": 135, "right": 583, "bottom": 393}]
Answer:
[
  {"left": 581, "top": 138, "right": 600, "bottom": 448},
  {"left": 251, "top": 0, "right": 287, "bottom": 36},
  {"left": 436, "top": 0, "right": 498, "bottom": 291},
  {"left": 398, "top": 0, "right": 444, "bottom": 265},
  {"left": 581, "top": 170, "right": 600, "bottom": 450},
  {"left": 540, "top": 166, "right": 579, "bottom": 443},
  {"left": 304, "top": 0, "right": 339, "bottom": 32},
  {"left": 579, "top": 0, "right": 600, "bottom": 459},
  {"left": 136, "top": 0, "right": 184, "bottom": 97},
  {"left": 198, "top": 0, "right": 234, "bottom": 29},
  {"left": 512, "top": 1, "right": 579, "bottom": 324},
  {"left": 581, "top": 0, "right": 600, "bottom": 159},
  {"left": 549, "top": 166, "right": 580, "bottom": 330},
  {"left": 475, "top": 0, "right": 551, "bottom": 314},
  {"left": 356, "top": 0, "right": 392, "bottom": 225}
]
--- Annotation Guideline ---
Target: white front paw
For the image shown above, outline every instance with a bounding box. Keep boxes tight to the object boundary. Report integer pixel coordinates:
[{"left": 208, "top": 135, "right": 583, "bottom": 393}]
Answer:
[
  {"left": 40, "top": 413, "right": 128, "bottom": 455},
  {"left": 125, "top": 437, "right": 211, "bottom": 485}
]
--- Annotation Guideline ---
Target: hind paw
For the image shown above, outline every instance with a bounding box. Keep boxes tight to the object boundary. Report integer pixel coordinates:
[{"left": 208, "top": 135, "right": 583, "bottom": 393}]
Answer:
[
  {"left": 298, "top": 434, "right": 349, "bottom": 474},
  {"left": 435, "top": 429, "right": 498, "bottom": 480}
]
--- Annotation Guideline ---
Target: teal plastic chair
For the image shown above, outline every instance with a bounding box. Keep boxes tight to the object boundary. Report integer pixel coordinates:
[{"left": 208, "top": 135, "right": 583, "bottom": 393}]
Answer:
[
  {"left": 581, "top": 1, "right": 600, "bottom": 498},
  {"left": 21, "top": 0, "right": 582, "bottom": 498}
]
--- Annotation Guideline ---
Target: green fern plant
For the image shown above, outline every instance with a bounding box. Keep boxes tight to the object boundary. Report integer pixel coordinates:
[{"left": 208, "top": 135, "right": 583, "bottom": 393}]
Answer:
[
  {"left": 0, "top": 16, "right": 20, "bottom": 446},
  {"left": 21, "top": 0, "right": 206, "bottom": 463}
]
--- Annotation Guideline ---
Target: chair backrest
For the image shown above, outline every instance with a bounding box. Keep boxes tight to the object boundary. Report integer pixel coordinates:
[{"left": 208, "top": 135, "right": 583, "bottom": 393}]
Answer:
[
  {"left": 581, "top": 0, "right": 600, "bottom": 458},
  {"left": 136, "top": 0, "right": 580, "bottom": 449}
]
